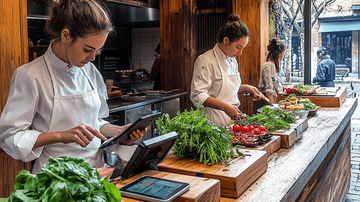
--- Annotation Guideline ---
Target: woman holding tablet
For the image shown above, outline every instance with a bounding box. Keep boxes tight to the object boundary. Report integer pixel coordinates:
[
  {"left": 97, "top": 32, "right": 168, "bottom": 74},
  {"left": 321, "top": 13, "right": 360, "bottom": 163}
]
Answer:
[{"left": 0, "top": 0, "right": 146, "bottom": 179}]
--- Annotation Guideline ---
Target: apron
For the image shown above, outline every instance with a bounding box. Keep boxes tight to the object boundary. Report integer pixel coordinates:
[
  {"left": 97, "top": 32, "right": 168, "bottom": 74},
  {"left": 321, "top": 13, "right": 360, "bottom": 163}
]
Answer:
[
  {"left": 32, "top": 57, "right": 104, "bottom": 174},
  {"left": 203, "top": 50, "right": 241, "bottom": 126}
]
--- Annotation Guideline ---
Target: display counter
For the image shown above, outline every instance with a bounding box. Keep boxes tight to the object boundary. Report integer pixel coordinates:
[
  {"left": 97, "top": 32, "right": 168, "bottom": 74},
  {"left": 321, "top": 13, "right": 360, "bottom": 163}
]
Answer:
[{"left": 220, "top": 98, "right": 357, "bottom": 201}]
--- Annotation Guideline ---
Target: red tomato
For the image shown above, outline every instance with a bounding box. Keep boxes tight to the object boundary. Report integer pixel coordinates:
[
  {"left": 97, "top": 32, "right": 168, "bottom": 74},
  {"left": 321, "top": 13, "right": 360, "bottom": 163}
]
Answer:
[
  {"left": 257, "top": 125, "right": 268, "bottom": 132},
  {"left": 233, "top": 124, "right": 241, "bottom": 132},
  {"left": 254, "top": 128, "right": 261, "bottom": 134},
  {"left": 241, "top": 126, "right": 249, "bottom": 132},
  {"left": 248, "top": 125, "right": 255, "bottom": 130}
]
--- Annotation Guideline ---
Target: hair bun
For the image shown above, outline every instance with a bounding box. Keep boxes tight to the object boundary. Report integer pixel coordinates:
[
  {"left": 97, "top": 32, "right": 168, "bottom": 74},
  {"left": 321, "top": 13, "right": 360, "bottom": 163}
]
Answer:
[{"left": 227, "top": 14, "right": 240, "bottom": 22}]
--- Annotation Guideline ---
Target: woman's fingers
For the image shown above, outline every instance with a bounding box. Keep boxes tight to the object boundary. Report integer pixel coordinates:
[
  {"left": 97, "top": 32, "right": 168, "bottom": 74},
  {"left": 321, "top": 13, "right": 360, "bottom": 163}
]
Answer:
[
  {"left": 83, "top": 124, "right": 107, "bottom": 141},
  {"left": 61, "top": 124, "right": 106, "bottom": 147}
]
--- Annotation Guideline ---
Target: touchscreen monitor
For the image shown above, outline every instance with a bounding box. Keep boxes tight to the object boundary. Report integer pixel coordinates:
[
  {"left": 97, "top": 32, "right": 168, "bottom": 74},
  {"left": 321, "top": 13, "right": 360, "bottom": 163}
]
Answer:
[
  {"left": 120, "top": 131, "right": 178, "bottom": 180},
  {"left": 120, "top": 176, "right": 190, "bottom": 202}
]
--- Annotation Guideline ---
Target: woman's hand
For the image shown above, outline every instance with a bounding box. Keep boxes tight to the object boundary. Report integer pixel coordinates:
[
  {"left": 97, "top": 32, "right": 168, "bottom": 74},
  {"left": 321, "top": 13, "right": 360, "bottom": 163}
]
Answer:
[
  {"left": 97, "top": 167, "right": 115, "bottom": 180},
  {"left": 59, "top": 124, "right": 107, "bottom": 147},
  {"left": 223, "top": 103, "right": 242, "bottom": 120},
  {"left": 123, "top": 126, "right": 150, "bottom": 145}
]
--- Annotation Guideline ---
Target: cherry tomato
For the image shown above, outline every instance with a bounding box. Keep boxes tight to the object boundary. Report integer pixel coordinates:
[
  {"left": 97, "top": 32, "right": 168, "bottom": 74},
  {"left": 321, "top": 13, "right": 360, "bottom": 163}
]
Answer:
[
  {"left": 233, "top": 124, "right": 241, "bottom": 132},
  {"left": 248, "top": 125, "right": 255, "bottom": 130},
  {"left": 241, "top": 126, "right": 249, "bottom": 132},
  {"left": 257, "top": 125, "right": 268, "bottom": 132},
  {"left": 254, "top": 128, "right": 261, "bottom": 134}
]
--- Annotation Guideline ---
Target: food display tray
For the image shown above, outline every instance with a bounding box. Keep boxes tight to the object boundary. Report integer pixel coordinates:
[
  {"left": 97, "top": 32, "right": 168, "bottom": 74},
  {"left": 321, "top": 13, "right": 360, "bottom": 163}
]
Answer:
[
  {"left": 158, "top": 149, "right": 267, "bottom": 198},
  {"left": 272, "top": 118, "right": 308, "bottom": 148},
  {"left": 280, "top": 87, "right": 347, "bottom": 107}
]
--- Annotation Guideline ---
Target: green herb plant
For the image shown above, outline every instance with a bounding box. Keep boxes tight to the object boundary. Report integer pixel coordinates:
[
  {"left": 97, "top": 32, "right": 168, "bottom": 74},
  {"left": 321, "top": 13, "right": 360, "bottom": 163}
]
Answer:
[
  {"left": 0, "top": 156, "right": 121, "bottom": 202},
  {"left": 155, "top": 103, "right": 234, "bottom": 165},
  {"left": 240, "top": 106, "right": 296, "bottom": 132}
]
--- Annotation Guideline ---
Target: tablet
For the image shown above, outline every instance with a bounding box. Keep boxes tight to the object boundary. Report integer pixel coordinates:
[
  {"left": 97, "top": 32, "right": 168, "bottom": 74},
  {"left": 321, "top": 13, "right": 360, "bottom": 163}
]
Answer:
[
  {"left": 99, "top": 112, "right": 162, "bottom": 149},
  {"left": 119, "top": 176, "right": 190, "bottom": 202}
]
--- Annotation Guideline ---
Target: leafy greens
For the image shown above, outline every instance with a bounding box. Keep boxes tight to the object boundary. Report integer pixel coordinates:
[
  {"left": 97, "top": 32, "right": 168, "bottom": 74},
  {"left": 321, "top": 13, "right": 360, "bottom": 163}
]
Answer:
[
  {"left": 155, "top": 103, "right": 234, "bottom": 165},
  {"left": 0, "top": 156, "right": 121, "bottom": 202}
]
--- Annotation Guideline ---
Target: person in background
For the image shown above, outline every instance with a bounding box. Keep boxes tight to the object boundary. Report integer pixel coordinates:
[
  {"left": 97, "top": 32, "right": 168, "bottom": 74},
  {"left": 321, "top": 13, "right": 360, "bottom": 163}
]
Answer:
[
  {"left": 148, "top": 43, "right": 161, "bottom": 89},
  {"left": 190, "top": 14, "right": 267, "bottom": 126},
  {"left": 313, "top": 47, "right": 336, "bottom": 87},
  {"left": 0, "top": 0, "right": 146, "bottom": 179},
  {"left": 256, "top": 38, "right": 285, "bottom": 109}
]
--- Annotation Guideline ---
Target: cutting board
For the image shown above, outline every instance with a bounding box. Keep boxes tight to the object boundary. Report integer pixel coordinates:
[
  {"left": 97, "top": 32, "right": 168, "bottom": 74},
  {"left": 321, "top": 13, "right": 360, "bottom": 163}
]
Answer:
[
  {"left": 241, "top": 135, "right": 281, "bottom": 157},
  {"left": 114, "top": 170, "right": 221, "bottom": 202},
  {"left": 158, "top": 149, "right": 268, "bottom": 198},
  {"left": 272, "top": 118, "right": 308, "bottom": 148}
]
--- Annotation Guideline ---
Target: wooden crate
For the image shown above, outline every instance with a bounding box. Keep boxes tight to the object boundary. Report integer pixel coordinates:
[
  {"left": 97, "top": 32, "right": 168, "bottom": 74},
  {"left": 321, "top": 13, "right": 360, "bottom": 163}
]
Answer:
[
  {"left": 272, "top": 118, "right": 308, "bottom": 148},
  {"left": 158, "top": 149, "right": 268, "bottom": 198},
  {"left": 280, "top": 87, "right": 347, "bottom": 107},
  {"left": 114, "top": 170, "right": 221, "bottom": 202},
  {"left": 241, "top": 135, "right": 281, "bottom": 157}
]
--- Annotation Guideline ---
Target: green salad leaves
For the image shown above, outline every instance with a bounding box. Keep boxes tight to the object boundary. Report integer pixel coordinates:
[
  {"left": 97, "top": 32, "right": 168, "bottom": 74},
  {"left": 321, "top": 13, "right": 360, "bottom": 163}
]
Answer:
[
  {"left": 241, "top": 106, "right": 296, "bottom": 132},
  {"left": 155, "top": 103, "right": 234, "bottom": 165},
  {"left": 0, "top": 156, "right": 121, "bottom": 202}
]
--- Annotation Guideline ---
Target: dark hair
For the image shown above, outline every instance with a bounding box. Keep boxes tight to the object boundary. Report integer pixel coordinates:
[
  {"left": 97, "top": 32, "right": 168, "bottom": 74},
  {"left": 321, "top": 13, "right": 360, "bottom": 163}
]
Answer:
[
  {"left": 217, "top": 14, "right": 250, "bottom": 44},
  {"left": 266, "top": 38, "right": 285, "bottom": 73},
  {"left": 46, "top": 0, "right": 114, "bottom": 43},
  {"left": 317, "top": 47, "right": 327, "bottom": 56}
]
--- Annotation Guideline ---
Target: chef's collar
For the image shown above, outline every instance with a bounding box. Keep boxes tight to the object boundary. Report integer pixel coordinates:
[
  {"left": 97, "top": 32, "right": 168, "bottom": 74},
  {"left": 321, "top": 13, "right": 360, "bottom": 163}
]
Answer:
[
  {"left": 45, "top": 41, "right": 78, "bottom": 73},
  {"left": 214, "top": 43, "right": 232, "bottom": 61}
]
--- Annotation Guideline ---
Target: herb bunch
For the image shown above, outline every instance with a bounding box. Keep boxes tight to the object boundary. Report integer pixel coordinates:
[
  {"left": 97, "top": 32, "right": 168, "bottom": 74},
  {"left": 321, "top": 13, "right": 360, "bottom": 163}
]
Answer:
[
  {"left": 240, "top": 106, "right": 296, "bottom": 132},
  {"left": 156, "top": 104, "right": 234, "bottom": 165},
  {"left": 0, "top": 156, "right": 121, "bottom": 202}
]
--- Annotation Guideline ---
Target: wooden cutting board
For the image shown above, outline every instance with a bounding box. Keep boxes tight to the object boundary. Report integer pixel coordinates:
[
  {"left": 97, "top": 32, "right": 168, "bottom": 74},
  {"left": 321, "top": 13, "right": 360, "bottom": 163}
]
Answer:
[
  {"left": 240, "top": 135, "right": 281, "bottom": 157},
  {"left": 272, "top": 118, "right": 308, "bottom": 148},
  {"left": 113, "top": 170, "right": 221, "bottom": 202},
  {"left": 158, "top": 149, "right": 267, "bottom": 198}
]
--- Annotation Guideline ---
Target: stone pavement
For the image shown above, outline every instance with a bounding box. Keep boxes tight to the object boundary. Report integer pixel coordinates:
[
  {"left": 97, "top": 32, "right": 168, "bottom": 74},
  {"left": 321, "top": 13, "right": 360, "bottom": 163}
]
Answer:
[{"left": 346, "top": 101, "right": 360, "bottom": 201}]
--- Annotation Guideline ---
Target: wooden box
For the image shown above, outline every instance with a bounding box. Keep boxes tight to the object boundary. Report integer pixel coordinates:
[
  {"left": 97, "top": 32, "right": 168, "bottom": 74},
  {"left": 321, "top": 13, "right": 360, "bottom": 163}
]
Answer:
[
  {"left": 280, "top": 87, "right": 347, "bottom": 107},
  {"left": 242, "top": 135, "right": 281, "bottom": 157},
  {"left": 114, "top": 170, "right": 221, "bottom": 202},
  {"left": 158, "top": 149, "right": 268, "bottom": 198},
  {"left": 272, "top": 118, "right": 308, "bottom": 148}
]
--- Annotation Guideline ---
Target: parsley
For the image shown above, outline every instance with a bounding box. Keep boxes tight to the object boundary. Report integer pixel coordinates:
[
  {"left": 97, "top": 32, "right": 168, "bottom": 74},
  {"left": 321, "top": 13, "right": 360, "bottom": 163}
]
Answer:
[{"left": 156, "top": 103, "right": 234, "bottom": 165}]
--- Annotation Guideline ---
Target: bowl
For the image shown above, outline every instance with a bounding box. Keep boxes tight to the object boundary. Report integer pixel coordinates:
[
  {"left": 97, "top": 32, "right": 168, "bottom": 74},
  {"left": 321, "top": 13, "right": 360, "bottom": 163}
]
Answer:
[{"left": 297, "top": 110, "right": 309, "bottom": 119}]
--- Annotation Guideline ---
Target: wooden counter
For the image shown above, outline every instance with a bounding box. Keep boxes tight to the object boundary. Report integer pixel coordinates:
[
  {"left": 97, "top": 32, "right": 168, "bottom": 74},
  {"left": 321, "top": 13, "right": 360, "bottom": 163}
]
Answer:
[{"left": 221, "top": 98, "right": 357, "bottom": 201}]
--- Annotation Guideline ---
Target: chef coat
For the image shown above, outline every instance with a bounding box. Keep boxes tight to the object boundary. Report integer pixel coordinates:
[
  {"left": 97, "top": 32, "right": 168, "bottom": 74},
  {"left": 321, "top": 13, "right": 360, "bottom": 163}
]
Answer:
[
  {"left": 190, "top": 44, "right": 241, "bottom": 126},
  {"left": 0, "top": 45, "right": 109, "bottom": 169}
]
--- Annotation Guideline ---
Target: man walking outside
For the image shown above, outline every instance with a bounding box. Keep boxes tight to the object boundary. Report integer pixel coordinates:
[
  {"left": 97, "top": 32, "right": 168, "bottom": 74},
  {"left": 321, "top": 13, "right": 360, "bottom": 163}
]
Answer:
[{"left": 313, "top": 47, "right": 336, "bottom": 87}]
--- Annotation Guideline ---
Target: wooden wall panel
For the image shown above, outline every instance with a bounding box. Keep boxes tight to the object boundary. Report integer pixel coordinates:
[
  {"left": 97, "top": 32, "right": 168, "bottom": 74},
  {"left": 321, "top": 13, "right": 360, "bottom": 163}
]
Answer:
[
  {"left": 160, "top": 0, "right": 196, "bottom": 109},
  {"left": 233, "top": 0, "right": 269, "bottom": 115},
  {"left": 0, "top": 0, "right": 31, "bottom": 198}
]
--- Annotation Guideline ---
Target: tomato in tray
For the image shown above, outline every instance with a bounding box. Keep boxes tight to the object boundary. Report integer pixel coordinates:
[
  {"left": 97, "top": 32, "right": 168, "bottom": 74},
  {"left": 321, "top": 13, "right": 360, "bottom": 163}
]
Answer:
[{"left": 232, "top": 124, "right": 241, "bottom": 132}]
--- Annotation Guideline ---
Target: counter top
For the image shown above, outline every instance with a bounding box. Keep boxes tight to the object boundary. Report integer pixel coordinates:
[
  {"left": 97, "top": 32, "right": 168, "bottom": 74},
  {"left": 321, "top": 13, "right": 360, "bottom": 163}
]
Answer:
[
  {"left": 107, "top": 92, "right": 187, "bottom": 113},
  {"left": 222, "top": 98, "right": 357, "bottom": 201}
]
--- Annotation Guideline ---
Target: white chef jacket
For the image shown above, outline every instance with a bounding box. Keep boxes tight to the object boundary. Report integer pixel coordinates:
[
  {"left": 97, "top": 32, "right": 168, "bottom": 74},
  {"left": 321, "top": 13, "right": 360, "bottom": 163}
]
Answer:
[
  {"left": 190, "top": 44, "right": 241, "bottom": 125},
  {"left": 0, "top": 45, "right": 109, "bottom": 163}
]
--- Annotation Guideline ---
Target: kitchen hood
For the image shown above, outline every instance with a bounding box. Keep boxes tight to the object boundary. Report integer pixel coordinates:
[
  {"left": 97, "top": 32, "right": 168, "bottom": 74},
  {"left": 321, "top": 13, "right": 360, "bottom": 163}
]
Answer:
[{"left": 105, "top": 1, "right": 159, "bottom": 28}]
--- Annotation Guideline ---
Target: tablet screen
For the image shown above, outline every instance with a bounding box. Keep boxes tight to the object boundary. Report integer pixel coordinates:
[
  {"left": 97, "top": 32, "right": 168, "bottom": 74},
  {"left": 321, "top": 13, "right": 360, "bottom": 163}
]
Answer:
[{"left": 120, "top": 176, "right": 190, "bottom": 200}]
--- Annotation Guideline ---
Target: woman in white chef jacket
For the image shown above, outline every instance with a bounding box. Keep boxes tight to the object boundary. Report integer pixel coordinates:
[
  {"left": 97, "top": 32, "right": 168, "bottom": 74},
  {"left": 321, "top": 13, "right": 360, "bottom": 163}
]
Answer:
[
  {"left": 190, "top": 14, "right": 266, "bottom": 126},
  {"left": 0, "top": 0, "right": 145, "bottom": 179}
]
